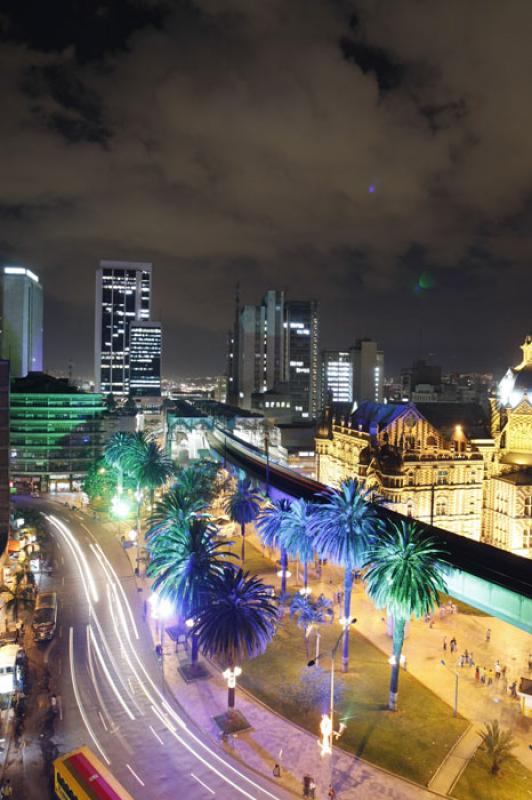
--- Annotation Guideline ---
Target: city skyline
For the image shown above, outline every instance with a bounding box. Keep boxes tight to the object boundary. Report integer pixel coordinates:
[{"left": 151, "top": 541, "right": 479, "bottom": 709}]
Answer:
[{"left": 0, "top": 3, "right": 531, "bottom": 378}]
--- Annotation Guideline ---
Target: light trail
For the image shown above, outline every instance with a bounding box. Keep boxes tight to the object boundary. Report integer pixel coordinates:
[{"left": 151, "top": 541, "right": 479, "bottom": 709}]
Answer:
[
  {"left": 69, "top": 627, "right": 110, "bottom": 765},
  {"left": 191, "top": 773, "right": 216, "bottom": 795},
  {"left": 149, "top": 725, "right": 164, "bottom": 745},
  {"left": 91, "top": 542, "right": 140, "bottom": 640},
  {"left": 126, "top": 764, "right": 145, "bottom": 786},
  {"left": 88, "top": 624, "right": 136, "bottom": 720}
]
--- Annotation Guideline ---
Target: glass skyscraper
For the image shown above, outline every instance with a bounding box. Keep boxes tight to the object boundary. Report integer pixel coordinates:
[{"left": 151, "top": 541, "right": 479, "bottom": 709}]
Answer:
[
  {"left": 1, "top": 266, "right": 43, "bottom": 378},
  {"left": 94, "top": 261, "right": 152, "bottom": 396},
  {"left": 129, "top": 322, "right": 162, "bottom": 397}
]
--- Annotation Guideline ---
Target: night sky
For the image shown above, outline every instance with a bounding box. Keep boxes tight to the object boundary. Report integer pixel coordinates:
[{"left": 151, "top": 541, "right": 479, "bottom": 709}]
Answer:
[{"left": 1, "top": 1, "right": 531, "bottom": 379}]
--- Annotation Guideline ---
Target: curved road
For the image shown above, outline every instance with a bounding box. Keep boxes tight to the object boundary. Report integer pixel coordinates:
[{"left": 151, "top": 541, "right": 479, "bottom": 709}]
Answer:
[{"left": 13, "top": 498, "right": 294, "bottom": 800}]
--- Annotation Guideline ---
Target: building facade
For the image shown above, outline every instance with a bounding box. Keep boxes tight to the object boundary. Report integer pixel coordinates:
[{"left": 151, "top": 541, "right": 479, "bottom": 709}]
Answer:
[
  {"left": 1, "top": 266, "right": 43, "bottom": 378},
  {"left": 316, "top": 336, "right": 532, "bottom": 559},
  {"left": 10, "top": 373, "right": 106, "bottom": 492},
  {"left": 129, "top": 321, "right": 162, "bottom": 397},
  {"left": 350, "top": 339, "right": 384, "bottom": 405},
  {"left": 94, "top": 261, "right": 152, "bottom": 396},
  {"left": 0, "top": 361, "right": 9, "bottom": 559},
  {"left": 284, "top": 299, "right": 319, "bottom": 419},
  {"left": 320, "top": 351, "right": 353, "bottom": 406}
]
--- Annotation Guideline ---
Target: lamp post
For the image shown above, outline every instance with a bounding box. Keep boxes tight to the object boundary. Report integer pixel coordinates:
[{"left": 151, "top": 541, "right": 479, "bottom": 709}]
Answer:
[
  {"left": 308, "top": 617, "right": 355, "bottom": 793},
  {"left": 150, "top": 593, "right": 174, "bottom": 692},
  {"left": 264, "top": 428, "right": 270, "bottom": 497},
  {"left": 223, "top": 665, "right": 242, "bottom": 712},
  {"left": 440, "top": 659, "right": 459, "bottom": 717}
]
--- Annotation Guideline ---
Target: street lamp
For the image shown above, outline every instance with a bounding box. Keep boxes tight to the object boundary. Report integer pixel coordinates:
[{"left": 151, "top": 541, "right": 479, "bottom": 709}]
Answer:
[
  {"left": 150, "top": 593, "right": 174, "bottom": 689},
  {"left": 223, "top": 666, "right": 242, "bottom": 711},
  {"left": 440, "top": 659, "right": 459, "bottom": 717}
]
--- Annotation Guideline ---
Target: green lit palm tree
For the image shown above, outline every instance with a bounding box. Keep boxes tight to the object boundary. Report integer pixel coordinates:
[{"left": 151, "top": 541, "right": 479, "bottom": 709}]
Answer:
[
  {"left": 192, "top": 565, "right": 278, "bottom": 712},
  {"left": 0, "top": 572, "right": 34, "bottom": 622},
  {"left": 256, "top": 499, "right": 292, "bottom": 595},
  {"left": 147, "top": 518, "right": 235, "bottom": 665},
  {"left": 289, "top": 592, "right": 333, "bottom": 659},
  {"left": 282, "top": 499, "right": 316, "bottom": 591},
  {"left": 312, "top": 479, "right": 377, "bottom": 672},
  {"left": 148, "top": 485, "right": 207, "bottom": 535},
  {"left": 224, "top": 478, "right": 262, "bottom": 563},
  {"left": 363, "top": 519, "right": 447, "bottom": 711},
  {"left": 104, "top": 431, "right": 135, "bottom": 494}
]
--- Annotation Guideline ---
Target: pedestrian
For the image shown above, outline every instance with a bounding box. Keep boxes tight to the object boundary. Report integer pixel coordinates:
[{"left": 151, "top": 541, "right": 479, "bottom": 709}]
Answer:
[
  {"left": 469, "top": 652, "right": 474, "bottom": 667},
  {"left": 487, "top": 669, "right": 494, "bottom": 686},
  {"left": 475, "top": 665, "right": 480, "bottom": 681},
  {"left": 142, "top": 599, "right": 148, "bottom": 621},
  {"left": 502, "top": 664, "right": 507, "bottom": 679},
  {"left": 495, "top": 660, "right": 501, "bottom": 679},
  {"left": 510, "top": 681, "right": 518, "bottom": 699},
  {"left": 273, "top": 763, "right": 281, "bottom": 778},
  {"left": 464, "top": 649, "right": 469, "bottom": 662},
  {"left": 328, "top": 786, "right": 336, "bottom": 800},
  {"left": 443, "top": 636, "right": 447, "bottom": 652},
  {"left": 486, "top": 628, "right": 491, "bottom": 643},
  {"left": 481, "top": 667, "right": 486, "bottom": 684}
]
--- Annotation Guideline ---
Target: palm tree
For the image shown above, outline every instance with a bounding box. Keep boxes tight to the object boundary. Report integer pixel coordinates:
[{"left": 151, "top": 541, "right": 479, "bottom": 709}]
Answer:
[
  {"left": 363, "top": 519, "right": 447, "bottom": 711},
  {"left": 104, "top": 431, "right": 135, "bottom": 494},
  {"left": 0, "top": 572, "right": 34, "bottom": 622},
  {"left": 148, "top": 486, "right": 207, "bottom": 534},
  {"left": 147, "top": 518, "right": 235, "bottom": 665},
  {"left": 224, "top": 478, "right": 262, "bottom": 563},
  {"left": 312, "top": 479, "right": 377, "bottom": 672},
  {"left": 256, "top": 499, "right": 292, "bottom": 595},
  {"left": 282, "top": 499, "right": 316, "bottom": 591},
  {"left": 130, "top": 435, "right": 174, "bottom": 506},
  {"left": 479, "top": 720, "right": 516, "bottom": 775},
  {"left": 192, "top": 566, "right": 278, "bottom": 711},
  {"left": 289, "top": 592, "right": 333, "bottom": 659}
]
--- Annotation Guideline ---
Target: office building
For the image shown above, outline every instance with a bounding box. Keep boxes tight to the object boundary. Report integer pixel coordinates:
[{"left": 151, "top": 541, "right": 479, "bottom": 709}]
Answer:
[
  {"left": 0, "top": 361, "right": 9, "bottom": 561},
  {"left": 129, "top": 322, "right": 162, "bottom": 397},
  {"left": 284, "top": 300, "right": 319, "bottom": 420},
  {"left": 350, "top": 339, "right": 384, "bottom": 405},
  {"left": 320, "top": 351, "right": 353, "bottom": 406},
  {"left": 10, "top": 372, "right": 105, "bottom": 493},
  {"left": 94, "top": 261, "right": 152, "bottom": 396},
  {"left": 1, "top": 266, "right": 43, "bottom": 378}
]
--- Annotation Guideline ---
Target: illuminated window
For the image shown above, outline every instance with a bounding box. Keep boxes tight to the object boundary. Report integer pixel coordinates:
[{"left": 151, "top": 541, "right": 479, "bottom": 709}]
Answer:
[{"left": 524, "top": 496, "right": 532, "bottom": 517}]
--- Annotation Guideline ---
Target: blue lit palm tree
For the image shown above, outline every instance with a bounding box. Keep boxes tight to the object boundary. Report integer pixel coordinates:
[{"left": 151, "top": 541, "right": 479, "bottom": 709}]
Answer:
[
  {"left": 192, "top": 565, "right": 278, "bottom": 711},
  {"left": 289, "top": 592, "right": 333, "bottom": 659},
  {"left": 147, "top": 517, "right": 235, "bottom": 665},
  {"left": 363, "top": 519, "right": 447, "bottom": 710},
  {"left": 312, "top": 479, "right": 377, "bottom": 672},
  {"left": 256, "top": 498, "right": 292, "bottom": 595},
  {"left": 282, "top": 499, "right": 316, "bottom": 591},
  {"left": 224, "top": 478, "right": 263, "bottom": 563}
]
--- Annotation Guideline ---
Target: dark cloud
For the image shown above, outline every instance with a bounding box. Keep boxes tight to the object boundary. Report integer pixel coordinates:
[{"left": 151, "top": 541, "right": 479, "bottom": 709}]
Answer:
[{"left": 0, "top": 0, "right": 530, "bottom": 378}]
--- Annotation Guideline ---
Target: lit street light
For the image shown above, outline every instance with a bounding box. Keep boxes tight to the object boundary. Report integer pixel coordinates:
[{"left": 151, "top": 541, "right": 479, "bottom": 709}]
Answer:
[{"left": 223, "top": 666, "right": 242, "bottom": 711}]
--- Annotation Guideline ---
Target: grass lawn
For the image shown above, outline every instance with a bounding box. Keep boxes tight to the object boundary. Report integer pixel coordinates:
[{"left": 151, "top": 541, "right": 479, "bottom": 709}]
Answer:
[
  {"left": 452, "top": 751, "right": 532, "bottom": 800},
  {"left": 240, "top": 616, "right": 468, "bottom": 786}
]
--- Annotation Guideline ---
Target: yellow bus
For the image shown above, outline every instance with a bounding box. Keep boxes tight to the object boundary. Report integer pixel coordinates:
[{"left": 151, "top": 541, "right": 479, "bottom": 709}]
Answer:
[{"left": 53, "top": 746, "right": 135, "bottom": 800}]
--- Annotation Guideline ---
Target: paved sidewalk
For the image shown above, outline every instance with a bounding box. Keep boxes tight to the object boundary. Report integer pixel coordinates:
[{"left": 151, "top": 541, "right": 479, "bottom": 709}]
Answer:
[{"left": 428, "top": 725, "right": 481, "bottom": 795}]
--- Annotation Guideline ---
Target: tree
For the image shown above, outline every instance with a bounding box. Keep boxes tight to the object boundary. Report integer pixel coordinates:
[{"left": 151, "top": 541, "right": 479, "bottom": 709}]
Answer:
[
  {"left": 192, "top": 566, "right": 278, "bottom": 711},
  {"left": 147, "top": 518, "right": 235, "bottom": 666},
  {"left": 256, "top": 499, "right": 292, "bottom": 595},
  {"left": 82, "top": 460, "right": 118, "bottom": 509},
  {"left": 312, "top": 479, "right": 377, "bottom": 672},
  {"left": 282, "top": 499, "right": 316, "bottom": 590},
  {"left": 174, "top": 461, "right": 221, "bottom": 506},
  {"left": 363, "top": 519, "right": 447, "bottom": 711},
  {"left": 148, "top": 486, "right": 207, "bottom": 534},
  {"left": 224, "top": 478, "right": 262, "bottom": 563},
  {"left": 289, "top": 592, "right": 333, "bottom": 659},
  {"left": 130, "top": 436, "right": 174, "bottom": 508},
  {"left": 0, "top": 571, "right": 34, "bottom": 622},
  {"left": 104, "top": 432, "right": 135, "bottom": 495},
  {"left": 479, "top": 720, "right": 516, "bottom": 775}
]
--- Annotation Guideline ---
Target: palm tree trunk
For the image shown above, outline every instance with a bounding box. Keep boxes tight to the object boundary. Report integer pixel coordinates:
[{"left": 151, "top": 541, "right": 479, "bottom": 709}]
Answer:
[
  {"left": 341, "top": 569, "right": 353, "bottom": 673},
  {"left": 303, "top": 560, "right": 308, "bottom": 590},
  {"left": 241, "top": 522, "right": 246, "bottom": 563},
  {"left": 117, "top": 466, "right": 123, "bottom": 496},
  {"left": 280, "top": 547, "right": 288, "bottom": 595},
  {"left": 389, "top": 616, "right": 406, "bottom": 711}
]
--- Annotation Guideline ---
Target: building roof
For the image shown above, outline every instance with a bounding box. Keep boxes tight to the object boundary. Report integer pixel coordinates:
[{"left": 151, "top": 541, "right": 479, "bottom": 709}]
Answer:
[
  {"left": 415, "top": 402, "right": 491, "bottom": 439},
  {"left": 11, "top": 372, "right": 82, "bottom": 395},
  {"left": 349, "top": 401, "right": 407, "bottom": 432},
  {"left": 497, "top": 469, "right": 532, "bottom": 486}
]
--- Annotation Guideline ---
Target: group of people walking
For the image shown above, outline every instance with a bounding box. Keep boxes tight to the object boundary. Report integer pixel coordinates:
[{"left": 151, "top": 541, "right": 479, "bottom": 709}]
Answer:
[{"left": 442, "top": 630, "right": 521, "bottom": 699}]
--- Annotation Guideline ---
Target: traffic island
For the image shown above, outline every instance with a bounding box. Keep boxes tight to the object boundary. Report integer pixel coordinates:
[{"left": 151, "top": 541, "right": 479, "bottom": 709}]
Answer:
[
  {"left": 213, "top": 710, "right": 252, "bottom": 735},
  {"left": 178, "top": 663, "right": 211, "bottom": 682}
]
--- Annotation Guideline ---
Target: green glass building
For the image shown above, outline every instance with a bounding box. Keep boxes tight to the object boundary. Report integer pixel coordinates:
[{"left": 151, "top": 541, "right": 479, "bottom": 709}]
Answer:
[{"left": 10, "top": 373, "right": 106, "bottom": 492}]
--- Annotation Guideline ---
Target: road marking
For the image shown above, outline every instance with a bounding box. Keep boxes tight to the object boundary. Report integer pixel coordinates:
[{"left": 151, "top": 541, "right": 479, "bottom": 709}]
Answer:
[
  {"left": 62, "top": 576, "right": 65, "bottom": 586},
  {"left": 127, "top": 677, "right": 135, "bottom": 695},
  {"left": 126, "top": 764, "right": 145, "bottom": 787},
  {"left": 98, "top": 711, "right": 108, "bottom": 731},
  {"left": 149, "top": 725, "right": 164, "bottom": 745},
  {"left": 191, "top": 773, "right": 215, "bottom": 795},
  {"left": 68, "top": 627, "right": 110, "bottom": 765},
  {"left": 61, "top": 555, "right": 64, "bottom": 566}
]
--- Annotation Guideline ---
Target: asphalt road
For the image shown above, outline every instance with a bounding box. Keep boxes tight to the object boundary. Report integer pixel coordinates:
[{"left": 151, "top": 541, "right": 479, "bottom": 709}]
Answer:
[{"left": 9, "top": 498, "right": 294, "bottom": 800}]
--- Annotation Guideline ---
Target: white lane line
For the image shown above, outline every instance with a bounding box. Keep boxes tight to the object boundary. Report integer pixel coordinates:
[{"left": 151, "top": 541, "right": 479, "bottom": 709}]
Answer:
[
  {"left": 127, "top": 677, "right": 135, "bottom": 695},
  {"left": 126, "top": 764, "right": 145, "bottom": 787},
  {"left": 98, "top": 711, "right": 109, "bottom": 731},
  {"left": 68, "top": 627, "right": 110, "bottom": 765},
  {"left": 149, "top": 725, "right": 164, "bottom": 745},
  {"left": 191, "top": 773, "right": 216, "bottom": 795}
]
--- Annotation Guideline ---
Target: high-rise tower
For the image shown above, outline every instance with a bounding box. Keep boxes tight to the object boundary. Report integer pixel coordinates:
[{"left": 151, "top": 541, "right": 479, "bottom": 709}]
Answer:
[
  {"left": 94, "top": 261, "right": 151, "bottom": 396},
  {"left": 1, "top": 266, "right": 43, "bottom": 378}
]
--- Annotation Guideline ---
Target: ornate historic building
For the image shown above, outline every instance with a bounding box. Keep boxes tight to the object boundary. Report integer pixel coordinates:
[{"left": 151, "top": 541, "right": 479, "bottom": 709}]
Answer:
[{"left": 316, "top": 336, "right": 532, "bottom": 558}]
